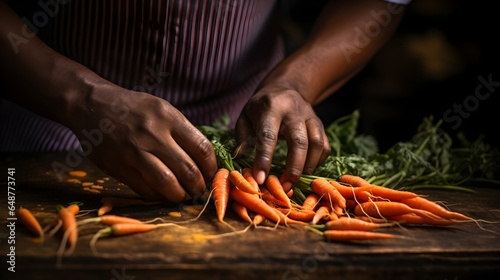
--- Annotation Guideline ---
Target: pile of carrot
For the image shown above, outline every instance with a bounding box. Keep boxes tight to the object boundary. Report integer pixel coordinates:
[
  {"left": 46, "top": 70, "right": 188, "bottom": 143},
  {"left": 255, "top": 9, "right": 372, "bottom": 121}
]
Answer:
[{"left": 211, "top": 170, "right": 474, "bottom": 241}]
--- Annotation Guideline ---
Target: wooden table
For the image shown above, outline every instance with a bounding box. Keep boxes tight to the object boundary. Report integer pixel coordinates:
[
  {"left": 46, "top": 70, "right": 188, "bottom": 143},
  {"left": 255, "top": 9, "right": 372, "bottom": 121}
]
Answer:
[{"left": 1, "top": 153, "right": 500, "bottom": 280}]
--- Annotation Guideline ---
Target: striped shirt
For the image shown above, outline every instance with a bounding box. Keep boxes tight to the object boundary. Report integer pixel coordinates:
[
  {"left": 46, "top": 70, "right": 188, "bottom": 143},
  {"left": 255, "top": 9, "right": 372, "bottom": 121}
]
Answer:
[{"left": 1, "top": 0, "right": 285, "bottom": 152}]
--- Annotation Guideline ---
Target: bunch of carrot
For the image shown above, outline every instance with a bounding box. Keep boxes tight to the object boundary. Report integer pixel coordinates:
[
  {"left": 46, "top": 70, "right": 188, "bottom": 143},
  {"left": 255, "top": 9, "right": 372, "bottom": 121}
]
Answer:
[{"left": 211, "top": 168, "right": 473, "bottom": 241}]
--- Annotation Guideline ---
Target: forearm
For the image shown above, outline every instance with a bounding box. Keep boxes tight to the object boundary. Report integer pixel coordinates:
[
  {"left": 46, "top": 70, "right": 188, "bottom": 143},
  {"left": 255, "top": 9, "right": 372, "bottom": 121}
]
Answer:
[
  {"left": 0, "top": 2, "right": 102, "bottom": 128},
  {"left": 260, "top": 0, "right": 406, "bottom": 105}
]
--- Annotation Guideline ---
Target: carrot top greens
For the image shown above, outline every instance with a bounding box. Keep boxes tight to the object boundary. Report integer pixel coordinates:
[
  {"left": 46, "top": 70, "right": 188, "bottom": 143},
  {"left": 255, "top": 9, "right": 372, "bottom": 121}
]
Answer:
[{"left": 199, "top": 110, "right": 500, "bottom": 200}]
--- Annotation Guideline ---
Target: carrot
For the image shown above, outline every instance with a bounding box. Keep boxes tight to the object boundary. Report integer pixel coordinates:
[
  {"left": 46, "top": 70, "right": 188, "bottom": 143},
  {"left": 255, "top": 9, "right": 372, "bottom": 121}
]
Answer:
[
  {"left": 357, "top": 185, "right": 418, "bottom": 201},
  {"left": 17, "top": 208, "right": 43, "bottom": 239},
  {"left": 232, "top": 202, "right": 253, "bottom": 224},
  {"left": 329, "top": 181, "right": 358, "bottom": 199},
  {"left": 354, "top": 201, "right": 442, "bottom": 220},
  {"left": 339, "top": 174, "right": 371, "bottom": 188},
  {"left": 89, "top": 223, "right": 158, "bottom": 254},
  {"left": 311, "top": 178, "right": 346, "bottom": 209},
  {"left": 312, "top": 205, "right": 330, "bottom": 225},
  {"left": 98, "top": 197, "right": 161, "bottom": 216},
  {"left": 253, "top": 214, "right": 265, "bottom": 226},
  {"left": 266, "top": 175, "right": 292, "bottom": 208},
  {"left": 268, "top": 203, "right": 308, "bottom": 225},
  {"left": 242, "top": 168, "right": 260, "bottom": 194},
  {"left": 302, "top": 193, "right": 321, "bottom": 211},
  {"left": 324, "top": 217, "right": 392, "bottom": 231},
  {"left": 387, "top": 213, "right": 460, "bottom": 226},
  {"left": 59, "top": 206, "right": 78, "bottom": 249},
  {"left": 276, "top": 208, "right": 315, "bottom": 222},
  {"left": 324, "top": 230, "right": 396, "bottom": 241},
  {"left": 400, "top": 197, "right": 472, "bottom": 220},
  {"left": 68, "top": 170, "right": 87, "bottom": 177},
  {"left": 212, "top": 168, "right": 232, "bottom": 223},
  {"left": 355, "top": 216, "right": 388, "bottom": 224},
  {"left": 261, "top": 187, "right": 304, "bottom": 209},
  {"left": 230, "top": 170, "right": 259, "bottom": 195},
  {"left": 230, "top": 187, "right": 281, "bottom": 223},
  {"left": 345, "top": 199, "right": 359, "bottom": 210},
  {"left": 286, "top": 188, "right": 293, "bottom": 198}
]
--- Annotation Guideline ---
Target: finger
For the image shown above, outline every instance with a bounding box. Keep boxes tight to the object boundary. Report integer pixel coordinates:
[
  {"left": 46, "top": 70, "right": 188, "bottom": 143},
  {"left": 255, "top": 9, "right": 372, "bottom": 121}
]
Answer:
[
  {"left": 235, "top": 114, "right": 257, "bottom": 157},
  {"left": 138, "top": 151, "right": 188, "bottom": 203},
  {"left": 109, "top": 164, "right": 166, "bottom": 201},
  {"left": 152, "top": 138, "right": 207, "bottom": 200},
  {"left": 279, "top": 119, "right": 309, "bottom": 192},
  {"left": 252, "top": 115, "right": 281, "bottom": 185},
  {"left": 172, "top": 122, "right": 218, "bottom": 184},
  {"left": 303, "top": 118, "right": 330, "bottom": 174}
]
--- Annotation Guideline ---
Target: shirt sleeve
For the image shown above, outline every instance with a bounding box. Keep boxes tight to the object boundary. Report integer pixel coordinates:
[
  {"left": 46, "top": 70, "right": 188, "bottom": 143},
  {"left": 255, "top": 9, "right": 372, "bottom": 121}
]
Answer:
[{"left": 383, "top": 0, "right": 412, "bottom": 5}]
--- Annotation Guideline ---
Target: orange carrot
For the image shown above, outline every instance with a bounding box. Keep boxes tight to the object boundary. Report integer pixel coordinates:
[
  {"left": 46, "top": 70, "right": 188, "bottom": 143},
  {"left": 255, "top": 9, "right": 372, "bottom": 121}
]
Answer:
[
  {"left": 242, "top": 168, "right": 260, "bottom": 194},
  {"left": 354, "top": 201, "right": 441, "bottom": 220},
  {"left": 212, "top": 168, "right": 232, "bottom": 222},
  {"left": 99, "top": 215, "right": 144, "bottom": 225},
  {"left": 59, "top": 206, "right": 78, "bottom": 250},
  {"left": 253, "top": 214, "right": 265, "bottom": 226},
  {"left": 230, "top": 170, "right": 259, "bottom": 195},
  {"left": 286, "top": 188, "right": 293, "bottom": 198},
  {"left": 268, "top": 204, "right": 308, "bottom": 225},
  {"left": 387, "top": 213, "right": 459, "bottom": 226},
  {"left": 109, "top": 223, "right": 158, "bottom": 235},
  {"left": 230, "top": 188, "right": 281, "bottom": 223},
  {"left": 338, "top": 174, "right": 371, "bottom": 188},
  {"left": 311, "top": 178, "right": 346, "bottom": 209},
  {"left": 232, "top": 202, "right": 253, "bottom": 224},
  {"left": 276, "top": 208, "right": 315, "bottom": 222},
  {"left": 17, "top": 208, "right": 43, "bottom": 238},
  {"left": 329, "top": 181, "right": 358, "bottom": 199},
  {"left": 266, "top": 175, "right": 292, "bottom": 208},
  {"left": 355, "top": 216, "right": 388, "bottom": 224},
  {"left": 324, "top": 230, "right": 396, "bottom": 241},
  {"left": 324, "top": 217, "right": 390, "bottom": 231},
  {"left": 302, "top": 193, "right": 321, "bottom": 211},
  {"left": 312, "top": 205, "right": 330, "bottom": 225},
  {"left": 345, "top": 199, "right": 359, "bottom": 210},
  {"left": 400, "top": 197, "right": 472, "bottom": 220},
  {"left": 357, "top": 185, "right": 418, "bottom": 201}
]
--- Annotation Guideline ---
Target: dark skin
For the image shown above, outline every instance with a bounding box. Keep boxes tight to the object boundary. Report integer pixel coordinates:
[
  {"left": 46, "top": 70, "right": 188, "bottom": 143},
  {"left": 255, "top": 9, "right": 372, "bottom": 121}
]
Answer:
[{"left": 0, "top": 0, "right": 406, "bottom": 201}]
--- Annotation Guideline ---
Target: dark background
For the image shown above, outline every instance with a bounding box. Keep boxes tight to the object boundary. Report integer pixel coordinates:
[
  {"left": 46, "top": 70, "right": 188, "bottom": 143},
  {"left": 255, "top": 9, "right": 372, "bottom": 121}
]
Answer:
[{"left": 281, "top": 0, "right": 499, "bottom": 152}]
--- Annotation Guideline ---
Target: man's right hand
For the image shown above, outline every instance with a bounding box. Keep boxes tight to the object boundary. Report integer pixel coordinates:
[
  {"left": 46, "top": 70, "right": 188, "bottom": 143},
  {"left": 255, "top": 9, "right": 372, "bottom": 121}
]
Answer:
[{"left": 71, "top": 83, "right": 218, "bottom": 202}]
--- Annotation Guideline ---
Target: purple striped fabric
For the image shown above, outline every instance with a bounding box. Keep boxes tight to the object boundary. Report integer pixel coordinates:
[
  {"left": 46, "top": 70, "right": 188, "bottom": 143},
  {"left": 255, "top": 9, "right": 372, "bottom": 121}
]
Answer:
[{"left": 1, "top": 0, "right": 285, "bottom": 152}]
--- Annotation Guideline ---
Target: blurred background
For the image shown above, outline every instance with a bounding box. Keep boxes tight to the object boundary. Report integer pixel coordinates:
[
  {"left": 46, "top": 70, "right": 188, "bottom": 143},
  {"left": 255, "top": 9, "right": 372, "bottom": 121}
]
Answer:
[{"left": 280, "top": 0, "right": 499, "bottom": 152}]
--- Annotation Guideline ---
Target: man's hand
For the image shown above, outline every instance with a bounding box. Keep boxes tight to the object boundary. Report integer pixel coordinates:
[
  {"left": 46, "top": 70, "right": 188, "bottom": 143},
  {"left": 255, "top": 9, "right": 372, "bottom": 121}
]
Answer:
[
  {"left": 72, "top": 84, "right": 218, "bottom": 202},
  {"left": 235, "top": 85, "right": 331, "bottom": 192}
]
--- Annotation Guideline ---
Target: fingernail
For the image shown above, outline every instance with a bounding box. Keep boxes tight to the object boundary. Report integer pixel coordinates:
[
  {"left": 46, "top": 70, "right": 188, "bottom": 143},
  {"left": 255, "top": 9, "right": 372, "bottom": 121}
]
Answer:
[
  {"left": 282, "top": 181, "right": 292, "bottom": 192},
  {"left": 256, "top": 170, "right": 266, "bottom": 185}
]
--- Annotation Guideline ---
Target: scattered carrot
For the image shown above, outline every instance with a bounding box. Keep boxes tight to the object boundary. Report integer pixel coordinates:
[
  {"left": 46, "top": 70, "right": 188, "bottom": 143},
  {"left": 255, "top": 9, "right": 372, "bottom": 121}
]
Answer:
[
  {"left": 17, "top": 208, "right": 43, "bottom": 239},
  {"left": 212, "top": 168, "right": 232, "bottom": 223},
  {"left": 230, "top": 170, "right": 259, "bottom": 195},
  {"left": 90, "top": 223, "right": 158, "bottom": 254},
  {"left": 68, "top": 171, "right": 87, "bottom": 177},
  {"left": 59, "top": 206, "right": 78, "bottom": 251},
  {"left": 253, "top": 214, "right": 265, "bottom": 226}
]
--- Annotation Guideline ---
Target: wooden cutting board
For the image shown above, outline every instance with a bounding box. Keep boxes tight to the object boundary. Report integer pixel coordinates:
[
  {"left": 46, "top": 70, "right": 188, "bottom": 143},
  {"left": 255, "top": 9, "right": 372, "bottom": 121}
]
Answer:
[{"left": 1, "top": 153, "right": 500, "bottom": 280}]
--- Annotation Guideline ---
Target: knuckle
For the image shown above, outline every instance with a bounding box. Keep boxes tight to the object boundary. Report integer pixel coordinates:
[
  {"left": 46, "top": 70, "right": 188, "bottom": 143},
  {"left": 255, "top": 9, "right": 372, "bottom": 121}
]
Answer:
[
  {"left": 258, "top": 127, "right": 277, "bottom": 144},
  {"left": 286, "top": 167, "right": 302, "bottom": 183},
  {"left": 291, "top": 133, "right": 308, "bottom": 150},
  {"left": 196, "top": 137, "right": 215, "bottom": 160}
]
